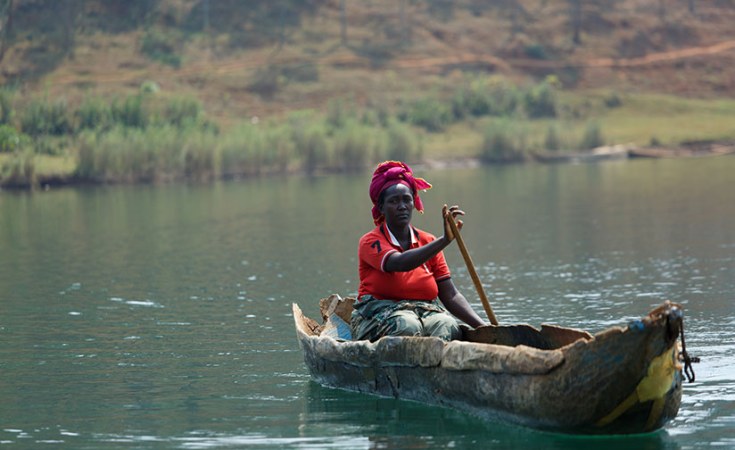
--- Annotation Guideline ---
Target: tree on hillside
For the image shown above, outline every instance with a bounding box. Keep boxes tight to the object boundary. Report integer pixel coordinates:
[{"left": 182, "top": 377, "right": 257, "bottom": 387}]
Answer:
[
  {"left": 566, "top": 0, "right": 625, "bottom": 45},
  {"left": 60, "top": 0, "right": 82, "bottom": 54},
  {"left": 340, "top": 0, "right": 347, "bottom": 45},
  {"left": 337, "top": 0, "right": 411, "bottom": 46},
  {"left": 491, "top": 0, "right": 533, "bottom": 41},
  {"left": 426, "top": 0, "right": 454, "bottom": 21},
  {"left": 0, "top": 0, "right": 13, "bottom": 64},
  {"left": 100, "top": 0, "right": 160, "bottom": 30},
  {"left": 185, "top": 0, "right": 318, "bottom": 49},
  {"left": 658, "top": 0, "right": 668, "bottom": 22},
  {"left": 568, "top": 0, "right": 582, "bottom": 44}
]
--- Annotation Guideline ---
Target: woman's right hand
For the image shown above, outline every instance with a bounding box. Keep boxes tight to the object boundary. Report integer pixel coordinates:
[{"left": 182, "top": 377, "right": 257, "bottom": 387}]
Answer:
[{"left": 442, "top": 204, "right": 465, "bottom": 242}]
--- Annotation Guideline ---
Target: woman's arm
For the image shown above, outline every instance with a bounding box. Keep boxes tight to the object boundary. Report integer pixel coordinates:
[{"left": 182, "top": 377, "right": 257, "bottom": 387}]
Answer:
[
  {"left": 383, "top": 235, "right": 450, "bottom": 272},
  {"left": 437, "top": 278, "right": 487, "bottom": 328},
  {"left": 383, "top": 205, "right": 463, "bottom": 272}
]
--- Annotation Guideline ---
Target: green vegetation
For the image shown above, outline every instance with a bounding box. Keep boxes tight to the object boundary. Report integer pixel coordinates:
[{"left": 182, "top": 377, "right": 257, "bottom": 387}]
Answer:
[
  {"left": 0, "top": 89, "right": 13, "bottom": 125},
  {"left": 2, "top": 78, "right": 735, "bottom": 189},
  {"left": 0, "top": 149, "right": 35, "bottom": 188},
  {"left": 544, "top": 124, "right": 561, "bottom": 152},
  {"left": 401, "top": 96, "right": 453, "bottom": 132},
  {"left": 20, "top": 98, "right": 73, "bottom": 137},
  {"left": 0, "top": 124, "right": 26, "bottom": 152},
  {"left": 580, "top": 121, "right": 605, "bottom": 150},
  {"left": 479, "top": 120, "right": 527, "bottom": 163},
  {"left": 452, "top": 76, "right": 520, "bottom": 119},
  {"left": 140, "top": 27, "right": 184, "bottom": 68}
]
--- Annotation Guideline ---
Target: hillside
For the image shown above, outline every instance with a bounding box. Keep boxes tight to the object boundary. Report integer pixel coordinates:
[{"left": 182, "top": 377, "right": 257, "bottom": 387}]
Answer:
[
  {"left": 2, "top": 1, "right": 735, "bottom": 188},
  {"left": 3, "top": 0, "right": 735, "bottom": 125}
]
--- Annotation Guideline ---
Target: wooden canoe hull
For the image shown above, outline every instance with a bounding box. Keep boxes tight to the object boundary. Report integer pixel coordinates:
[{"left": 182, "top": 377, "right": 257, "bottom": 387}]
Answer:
[
  {"left": 293, "top": 301, "right": 684, "bottom": 434},
  {"left": 628, "top": 143, "right": 735, "bottom": 158}
]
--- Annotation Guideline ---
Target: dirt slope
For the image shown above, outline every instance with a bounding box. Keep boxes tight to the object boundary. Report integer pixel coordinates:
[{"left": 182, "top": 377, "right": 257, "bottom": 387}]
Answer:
[{"left": 2, "top": 0, "right": 735, "bottom": 123}]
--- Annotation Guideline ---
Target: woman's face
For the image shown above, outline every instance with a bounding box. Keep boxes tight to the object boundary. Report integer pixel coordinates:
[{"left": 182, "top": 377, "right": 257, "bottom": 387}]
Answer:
[{"left": 380, "top": 183, "right": 414, "bottom": 228}]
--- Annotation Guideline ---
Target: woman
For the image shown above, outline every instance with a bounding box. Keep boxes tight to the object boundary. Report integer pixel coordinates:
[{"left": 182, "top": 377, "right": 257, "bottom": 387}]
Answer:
[{"left": 352, "top": 161, "right": 487, "bottom": 342}]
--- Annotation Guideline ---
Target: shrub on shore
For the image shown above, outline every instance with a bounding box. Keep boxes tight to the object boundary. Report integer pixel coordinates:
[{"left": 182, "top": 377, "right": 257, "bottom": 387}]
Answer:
[
  {"left": 0, "top": 149, "right": 36, "bottom": 188},
  {"left": 332, "top": 120, "right": 372, "bottom": 171},
  {"left": 400, "top": 96, "right": 452, "bottom": 132},
  {"left": 479, "top": 120, "right": 527, "bottom": 163},
  {"left": 452, "top": 75, "right": 521, "bottom": 119},
  {"left": 0, "top": 125, "right": 28, "bottom": 153},
  {"left": 384, "top": 120, "right": 421, "bottom": 162},
  {"left": 0, "top": 89, "right": 14, "bottom": 125},
  {"left": 76, "top": 126, "right": 208, "bottom": 183},
  {"left": 579, "top": 121, "right": 605, "bottom": 150},
  {"left": 21, "top": 98, "right": 73, "bottom": 137},
  {"left": 291, "top": 120, "right": 329, "bottom": 176},
  {"left": 544, "top": 124, "right": 561, "bottom": 152},
  {"left": 76, "top": 97, "right": 114, "bottom": 132}
]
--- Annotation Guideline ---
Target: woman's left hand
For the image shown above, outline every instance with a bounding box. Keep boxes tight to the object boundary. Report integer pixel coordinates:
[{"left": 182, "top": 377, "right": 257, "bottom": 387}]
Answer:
[{"left": 442, "top": 204, "right": 465, "bottom": 242}]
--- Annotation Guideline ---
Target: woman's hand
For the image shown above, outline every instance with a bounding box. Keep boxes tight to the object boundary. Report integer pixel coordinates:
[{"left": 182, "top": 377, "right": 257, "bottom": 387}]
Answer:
[
  {"left": 385, "top": 204, "right": 464, "bottom": 272},
  {"left": 442, "top": 204, "right": 465, "bottom": 242}
]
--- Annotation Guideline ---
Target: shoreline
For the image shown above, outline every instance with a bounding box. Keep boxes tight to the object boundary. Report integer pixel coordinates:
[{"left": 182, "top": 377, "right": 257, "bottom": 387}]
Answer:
[{"left": 2, "top": 141, "right": 733, "bottom": 192}]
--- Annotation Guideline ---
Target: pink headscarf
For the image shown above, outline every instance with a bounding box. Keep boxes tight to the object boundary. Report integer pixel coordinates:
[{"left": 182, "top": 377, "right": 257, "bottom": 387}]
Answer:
[{"left": 369, "top": 161, "right": 432, "bottom": 225}]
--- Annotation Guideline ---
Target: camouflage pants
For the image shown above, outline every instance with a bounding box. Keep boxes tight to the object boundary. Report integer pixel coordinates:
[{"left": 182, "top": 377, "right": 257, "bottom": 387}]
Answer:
[{"left": 351, "top": 296, "right": 461, "bottom": 342}]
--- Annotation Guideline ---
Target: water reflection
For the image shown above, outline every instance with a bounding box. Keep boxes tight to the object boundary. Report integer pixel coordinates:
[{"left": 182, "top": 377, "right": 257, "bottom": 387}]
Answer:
[{"left": 301, "top": 382, "right": 681, "bottom": 450}]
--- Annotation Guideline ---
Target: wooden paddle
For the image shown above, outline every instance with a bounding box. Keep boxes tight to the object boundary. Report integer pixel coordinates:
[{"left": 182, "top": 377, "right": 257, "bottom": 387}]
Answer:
[{"left": 445, "top": 209, "right": 498, "bottom": 325}]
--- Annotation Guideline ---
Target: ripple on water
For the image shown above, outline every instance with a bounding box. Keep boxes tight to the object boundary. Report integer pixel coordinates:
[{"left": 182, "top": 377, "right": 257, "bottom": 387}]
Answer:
[
  {"left": 109, "top": 297, "right": 164, "bottom": 308},
  {"left": 172, "top": 433, "right": 370, "bottom": 449}
]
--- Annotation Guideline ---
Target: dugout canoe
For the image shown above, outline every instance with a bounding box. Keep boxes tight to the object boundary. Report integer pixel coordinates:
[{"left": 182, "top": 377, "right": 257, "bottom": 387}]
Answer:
[
  {"left": 293, "top": 296, "right": 693, "bottom": 434},
  {"left": 628, "top": 141, "right": 735, "bottom": 159}
]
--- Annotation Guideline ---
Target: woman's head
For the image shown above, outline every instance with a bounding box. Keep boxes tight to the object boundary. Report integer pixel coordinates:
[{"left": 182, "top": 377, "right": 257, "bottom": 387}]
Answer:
[
  {"left": 369, "top": 161, "right": 431, "bottom": 225},
  {"left": 378, "top": 182, "right": 415, "bottom": 228}
]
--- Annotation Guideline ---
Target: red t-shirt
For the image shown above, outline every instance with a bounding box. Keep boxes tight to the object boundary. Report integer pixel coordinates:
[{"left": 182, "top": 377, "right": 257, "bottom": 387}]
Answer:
[{"left": 358, "top": 224, "right": 451, "bottom": 301}]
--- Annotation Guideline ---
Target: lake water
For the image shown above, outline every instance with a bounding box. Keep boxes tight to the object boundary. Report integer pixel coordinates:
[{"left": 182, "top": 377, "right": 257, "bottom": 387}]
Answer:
[{"left": 1, "top": 157, "right": 733, "bottom": 449}]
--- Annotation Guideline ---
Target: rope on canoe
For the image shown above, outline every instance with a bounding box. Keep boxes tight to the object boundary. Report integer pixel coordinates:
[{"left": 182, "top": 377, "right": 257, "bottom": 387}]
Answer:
[{"left": 676, "top": 315, "right": 700, "bottom": 383}]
